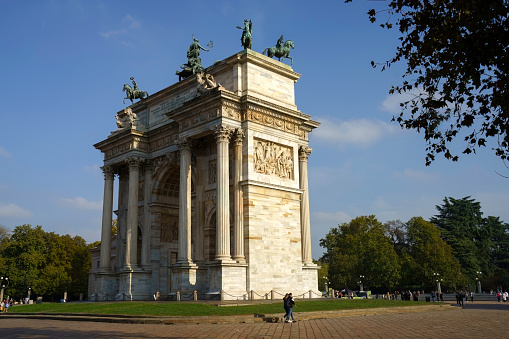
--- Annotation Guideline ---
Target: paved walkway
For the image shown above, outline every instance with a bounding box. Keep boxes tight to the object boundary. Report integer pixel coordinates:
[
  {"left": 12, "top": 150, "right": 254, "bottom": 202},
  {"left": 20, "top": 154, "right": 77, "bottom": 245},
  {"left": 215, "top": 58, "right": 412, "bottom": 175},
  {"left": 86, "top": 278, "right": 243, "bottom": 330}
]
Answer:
[{"left": 0, "top": 302, "right": 507, "bottom": 338}]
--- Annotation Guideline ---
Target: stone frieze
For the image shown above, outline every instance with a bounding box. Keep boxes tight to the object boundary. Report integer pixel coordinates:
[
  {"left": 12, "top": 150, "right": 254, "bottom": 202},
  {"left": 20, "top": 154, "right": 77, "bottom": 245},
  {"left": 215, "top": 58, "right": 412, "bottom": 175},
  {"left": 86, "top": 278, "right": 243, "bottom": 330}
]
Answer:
[{"left": 253, "top": 138, "right": 294, "bottom": 179}]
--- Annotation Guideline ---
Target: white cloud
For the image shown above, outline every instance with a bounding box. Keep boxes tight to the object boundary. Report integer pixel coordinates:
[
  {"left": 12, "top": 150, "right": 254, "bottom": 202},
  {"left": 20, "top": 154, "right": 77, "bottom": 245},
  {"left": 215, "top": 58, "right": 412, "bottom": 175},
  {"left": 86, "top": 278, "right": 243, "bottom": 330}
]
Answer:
[
  {"left": 0, "top": 146, "right": 12, "bottom": 158},
  {"left": 312, "top": 117, "right": 398, "bottom": 148},
  {"left": 0, "top": 203, "right": 33, "bottom": 218},
  {"left": 100, "top": 28, "right": 127, "bottom": 39},
  {"left": 123, "top": 14, "right": 140, "bottom": 29},
  {"left": 392, "top": 168, "right": 440, "bottom": 182},
  {"left": 380, "top": 90, "right": 421, "bottom": 114},
  {"left": 60, "top": 197, "right": 102, "bottom": 210},
  {"left": 99, "top": 14, "right": 140, "bottom": 45},
  {"left": 83, "top": 164, "right": 102, "bottom": 175},
  {"left": 312, "top": 211, "right": 351, "bottom": 223}
]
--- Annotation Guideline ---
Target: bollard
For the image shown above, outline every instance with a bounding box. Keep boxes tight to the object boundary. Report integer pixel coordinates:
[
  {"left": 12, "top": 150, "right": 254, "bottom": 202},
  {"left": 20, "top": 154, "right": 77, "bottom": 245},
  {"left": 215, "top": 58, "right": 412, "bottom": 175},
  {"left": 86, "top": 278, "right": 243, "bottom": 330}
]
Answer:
[
  {"left": 221, "top": 290, "right": 225, "bottom": 301},
  {"left": 95, "top": 293, "right": 98, "bottom": 302},
  {"left": 309, "top": 290, "right": 312, "bottom": 299},
  {"left": 177, "top": 291, "right": 181, "bottom": 301},
  {"left": 250, "top": 290, "right": 255, "bottom": 300},
  {"left": 79, "top": 293, "right": 83, "bottom": 301},
  {"left": 105, "top": 294, "right": 108, "bottom": 301},
  {"left": 271, "top": 290, "right": 275, "bottom": 300},
  {"left": 194, "top": 290, "right": 197, "bottom": 301}
]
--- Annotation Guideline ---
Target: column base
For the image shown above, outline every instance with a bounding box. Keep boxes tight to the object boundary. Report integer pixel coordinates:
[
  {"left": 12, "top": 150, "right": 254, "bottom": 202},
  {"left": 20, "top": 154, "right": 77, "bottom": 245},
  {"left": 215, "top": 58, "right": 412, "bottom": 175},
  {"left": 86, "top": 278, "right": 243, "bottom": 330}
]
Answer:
[{"left": 231, "top": 256, "right": 246, "bottom": 264}]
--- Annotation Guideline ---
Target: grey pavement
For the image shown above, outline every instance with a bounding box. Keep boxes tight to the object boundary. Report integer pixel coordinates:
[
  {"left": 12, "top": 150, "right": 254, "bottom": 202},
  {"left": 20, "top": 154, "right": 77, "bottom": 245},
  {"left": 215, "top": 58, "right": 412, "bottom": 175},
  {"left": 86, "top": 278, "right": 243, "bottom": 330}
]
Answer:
[{"left": 0, "top": 301, "right": 507, "bottom": 338}]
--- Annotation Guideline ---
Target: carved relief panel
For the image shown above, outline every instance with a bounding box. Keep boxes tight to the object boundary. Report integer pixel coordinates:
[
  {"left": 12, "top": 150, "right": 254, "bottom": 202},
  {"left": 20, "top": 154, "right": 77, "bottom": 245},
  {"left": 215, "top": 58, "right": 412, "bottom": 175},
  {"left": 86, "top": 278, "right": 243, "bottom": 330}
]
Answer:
[
  {"left": 253, "top": 138, "right": 294, "bottom": 179},
  {"left": 160, "top": 214, "right": 178, "bottom": 242}
]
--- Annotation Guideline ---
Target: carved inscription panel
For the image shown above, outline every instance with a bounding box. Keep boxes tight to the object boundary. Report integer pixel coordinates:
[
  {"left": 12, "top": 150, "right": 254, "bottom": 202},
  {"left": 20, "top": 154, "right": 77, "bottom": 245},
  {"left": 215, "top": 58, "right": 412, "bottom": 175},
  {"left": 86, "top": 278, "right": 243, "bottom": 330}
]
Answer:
[{"left": 253, "top": 139, "right": 294, "bottom": 180}]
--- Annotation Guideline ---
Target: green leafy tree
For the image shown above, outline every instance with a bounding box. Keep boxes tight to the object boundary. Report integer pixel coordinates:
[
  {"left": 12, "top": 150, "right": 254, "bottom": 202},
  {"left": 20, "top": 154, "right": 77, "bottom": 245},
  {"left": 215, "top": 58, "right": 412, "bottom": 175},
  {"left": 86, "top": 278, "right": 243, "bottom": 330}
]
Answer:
[
  {"left": 404, "top": 217, "right": 464, "bottom": 290},
  {"left": 0, "top": 225, "right": 93, "bottom": 300},
  {"left": 1, "top": 225, "right": 47, "bottom": 297},
  {"left": 430, "top": 196, "right": 503, "bottom": 284},
  {"left": 347, "top": 0, "right": 509, "bottom": 165},
  {"left": 320, "top": 215, "right": 401, "bottom": 291},
  {"left": 487, "top": 216, "right": 509, "bottom": 270}
]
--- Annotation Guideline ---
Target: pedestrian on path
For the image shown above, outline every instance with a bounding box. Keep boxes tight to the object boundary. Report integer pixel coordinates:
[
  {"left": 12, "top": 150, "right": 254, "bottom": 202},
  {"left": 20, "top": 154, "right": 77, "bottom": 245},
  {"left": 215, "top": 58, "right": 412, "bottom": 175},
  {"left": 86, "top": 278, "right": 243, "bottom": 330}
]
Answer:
[
  {"left": 282, "top": 293, "right": 289, "bottom": 322},
  {"left": 285, "top": 293, "right": 296, "bottom": 323}
]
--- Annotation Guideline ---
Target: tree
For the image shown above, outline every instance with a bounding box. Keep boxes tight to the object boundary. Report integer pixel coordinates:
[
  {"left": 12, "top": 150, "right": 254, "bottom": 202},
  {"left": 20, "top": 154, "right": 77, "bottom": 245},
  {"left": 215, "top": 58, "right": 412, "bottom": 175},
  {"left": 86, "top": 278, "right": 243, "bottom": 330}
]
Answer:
[
  {"left": 0, "top": 225, "right": 10, "bottom": 243},
  {"left": 430, "top": 197, "right": 496, "bottom": 279},
  {"left": 0, "top": 225, "right": 93, "bottom": 300},
  {"left": 384, "top": 219, "right": 407, "bottom": 254},
  {"left": 347, "top": 0, "right": 509, "bottom": 165},
  {"left": 487, "top": 216, "right": 509, "bottom": 270},
  {"left": 320, "top": 215, "right": 401, "bottom": 291},
  {"left": 404, "top": 217, "right": 463, "bottom": 289}
]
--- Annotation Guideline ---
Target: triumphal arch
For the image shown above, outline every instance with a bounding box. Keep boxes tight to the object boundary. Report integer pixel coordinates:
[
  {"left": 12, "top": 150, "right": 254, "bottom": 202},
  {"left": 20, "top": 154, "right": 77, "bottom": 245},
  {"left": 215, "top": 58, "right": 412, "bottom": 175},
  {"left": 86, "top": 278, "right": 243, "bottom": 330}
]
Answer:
[{"left": 90, "top": 44, "right": 320, "bottom": 300}]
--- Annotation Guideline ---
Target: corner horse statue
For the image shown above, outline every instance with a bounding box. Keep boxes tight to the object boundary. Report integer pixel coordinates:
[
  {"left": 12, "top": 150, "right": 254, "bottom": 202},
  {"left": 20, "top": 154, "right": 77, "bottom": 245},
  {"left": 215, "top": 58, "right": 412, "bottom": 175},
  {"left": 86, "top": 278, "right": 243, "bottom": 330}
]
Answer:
[
  {"left": 263, "top": 40, "right": 295, "bottom": 65},
  {"left": 236, "top": 19, "right": 252, "bottom": 49},
  {"left": 122, "top": 77, "right": 148, "bottom": 104}
]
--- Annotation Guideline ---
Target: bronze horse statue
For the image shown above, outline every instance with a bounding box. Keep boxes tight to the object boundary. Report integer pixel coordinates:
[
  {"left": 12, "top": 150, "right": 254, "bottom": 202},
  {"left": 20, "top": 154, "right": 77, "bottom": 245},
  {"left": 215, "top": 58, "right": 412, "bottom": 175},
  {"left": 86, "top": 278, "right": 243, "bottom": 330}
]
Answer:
[
  {"left": 263, "top": 40, "right": 294, "bottom": 65},
  {"left": 122, "top": 84, "right": 149, "bottom": 104}
]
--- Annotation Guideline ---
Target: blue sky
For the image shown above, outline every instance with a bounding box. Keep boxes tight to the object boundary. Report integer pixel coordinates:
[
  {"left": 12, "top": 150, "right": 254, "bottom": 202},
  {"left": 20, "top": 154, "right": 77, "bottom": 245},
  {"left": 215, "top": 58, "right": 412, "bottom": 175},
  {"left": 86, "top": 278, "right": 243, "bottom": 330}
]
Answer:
[{"left": 1, "top": 0, "right": 508, "bottom": 259}]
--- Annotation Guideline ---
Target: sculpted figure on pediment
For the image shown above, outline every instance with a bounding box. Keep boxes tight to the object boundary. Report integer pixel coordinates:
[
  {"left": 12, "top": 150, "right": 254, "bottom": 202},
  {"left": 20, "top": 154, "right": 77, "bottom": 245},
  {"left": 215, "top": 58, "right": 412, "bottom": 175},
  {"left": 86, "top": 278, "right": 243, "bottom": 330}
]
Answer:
[
  {"left": 253, "top": 139, "right": 294, "bottom": 179},
  {"left": 196, "top": 72, "right": 223, "bottom": 96},
  {"left": 114, "top": 107, "right": 145, "bottom": 132}
]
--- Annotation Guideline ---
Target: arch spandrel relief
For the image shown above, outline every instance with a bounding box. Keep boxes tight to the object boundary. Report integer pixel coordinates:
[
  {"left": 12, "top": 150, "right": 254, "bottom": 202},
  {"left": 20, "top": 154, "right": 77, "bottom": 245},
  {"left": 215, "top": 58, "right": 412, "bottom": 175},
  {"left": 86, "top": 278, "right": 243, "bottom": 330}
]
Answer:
[
  {"left": 161, "top": 214, "right": 178, "bottom": 243},
  {"left": 253, "top": 138, "right": 294, "bottom": 180}
]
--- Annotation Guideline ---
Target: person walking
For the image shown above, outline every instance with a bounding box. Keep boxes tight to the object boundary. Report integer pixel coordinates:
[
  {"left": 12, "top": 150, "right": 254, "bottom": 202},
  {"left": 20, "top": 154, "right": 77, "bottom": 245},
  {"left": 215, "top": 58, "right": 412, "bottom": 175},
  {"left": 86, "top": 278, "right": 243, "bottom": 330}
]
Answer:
[
  {"left": 282, "top": 293, "right": 289, "bottom": 322},
  {"left": 285, "top": 293, "right": 296, "bottom": 323}
]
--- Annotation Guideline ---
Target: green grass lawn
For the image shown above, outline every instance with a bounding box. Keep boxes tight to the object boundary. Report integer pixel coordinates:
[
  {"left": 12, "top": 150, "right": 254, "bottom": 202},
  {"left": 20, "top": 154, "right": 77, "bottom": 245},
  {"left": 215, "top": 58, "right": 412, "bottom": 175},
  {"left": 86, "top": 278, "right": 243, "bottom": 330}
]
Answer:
[{"left": 8, "top": 299, "right": 434, "bottom": 317}]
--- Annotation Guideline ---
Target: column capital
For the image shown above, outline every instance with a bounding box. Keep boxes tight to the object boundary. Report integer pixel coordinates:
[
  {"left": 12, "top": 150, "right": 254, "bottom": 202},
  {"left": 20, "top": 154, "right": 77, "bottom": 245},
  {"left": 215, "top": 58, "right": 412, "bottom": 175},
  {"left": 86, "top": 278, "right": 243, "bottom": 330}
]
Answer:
[
  {"left": 101, "top": 165, "right": 115, "bottom": 180},
  {"left": 212, "top": 124, "right": 234, "bottom": 143},
  {"left": 125, "top": 156, "right": 144, "bottom": 171},
  {"left": 175, "top": 137, "right": 193, "bottom": 151},
  {"left": 233, "top": 128, "right": 245, "bottom": 146},
  {"left": 299, "top": 146, "right": 313, "bottom": 161}
]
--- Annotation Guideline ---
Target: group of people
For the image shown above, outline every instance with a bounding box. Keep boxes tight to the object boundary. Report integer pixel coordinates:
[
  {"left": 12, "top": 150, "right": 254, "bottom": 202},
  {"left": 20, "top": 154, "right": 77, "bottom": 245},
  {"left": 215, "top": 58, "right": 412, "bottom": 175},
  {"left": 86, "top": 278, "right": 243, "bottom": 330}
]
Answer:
[
  {"left": 430, "top": 291, "right": 444, "bottom": 302},
  {"left": 399, "top": 290, "right": 425, "bottom": 301},
  {"left": 0, "top": 299, "right": 11, "bottom": 312},
  {"left": 282, "top": 293, "right": 296, "bottom": 323},
  {"left": 496, "top": 290, "right": 508, "bottom": 302}
]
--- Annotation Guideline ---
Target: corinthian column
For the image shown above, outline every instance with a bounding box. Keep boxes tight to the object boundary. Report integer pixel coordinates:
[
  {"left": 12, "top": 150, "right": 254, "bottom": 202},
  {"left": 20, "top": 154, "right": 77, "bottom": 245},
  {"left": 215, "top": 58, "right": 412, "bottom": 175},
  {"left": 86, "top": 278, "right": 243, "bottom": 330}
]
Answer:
[
  {"left": 213, "top": 124, "right": 234, "bottom": 262},
  {"left": 176, "top": 138, "right": 193, "bottom": 265},
  {"left": 125, "top": 156, "right": 143, "bottom": 269},
  {"left": 99, "top": 165, "right": 114, "bottom": 272},
  {"left": 193, "top": 145, "right": 208, "bottom": 263},
  {"left": 232, "top": 128, "right": 245, "bottom": 262},
  {"left": 141, "top": 161, "right": 152, "bottom": 269},
  {"left": 299, "top": 146, "right": 313, "bottom": 265}
]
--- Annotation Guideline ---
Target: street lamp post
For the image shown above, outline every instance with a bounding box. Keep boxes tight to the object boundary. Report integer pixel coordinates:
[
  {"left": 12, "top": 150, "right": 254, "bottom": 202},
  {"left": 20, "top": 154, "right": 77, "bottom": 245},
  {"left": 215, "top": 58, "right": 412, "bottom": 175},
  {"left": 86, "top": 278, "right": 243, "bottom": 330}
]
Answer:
[
  {"left": 476, "top": 271, "right": 482, "bottom": 294},
  {"left": 323, "top": 276, "right": 329, "bottom": 297},
  {"left": 433, "top": 273, "right": 442, "bottom": 294},
  {"left": 0, "top": 276, "right": 9, "bottom": 302},
  {"left": 358, "top": 275, "right": 365, "bottom": 292}
]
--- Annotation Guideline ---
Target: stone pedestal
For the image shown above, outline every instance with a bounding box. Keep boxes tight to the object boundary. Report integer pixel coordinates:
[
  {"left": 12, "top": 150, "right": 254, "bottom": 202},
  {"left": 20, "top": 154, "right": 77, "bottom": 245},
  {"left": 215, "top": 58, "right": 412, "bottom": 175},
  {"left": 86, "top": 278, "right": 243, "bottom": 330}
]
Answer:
[
  {"left": 208, "top": 263, "right": 248, "bottom": 300},
  {"left": 117, "top": 270, "right": 152, "bottom": 300},
  {"left": 94, "top": 272, "right": 119, "bottom": 298}
]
